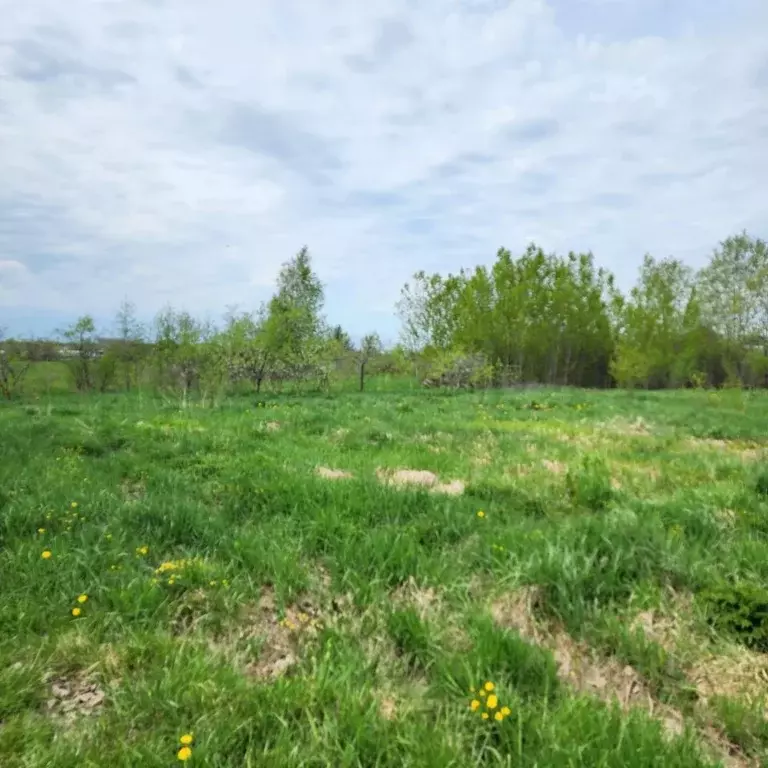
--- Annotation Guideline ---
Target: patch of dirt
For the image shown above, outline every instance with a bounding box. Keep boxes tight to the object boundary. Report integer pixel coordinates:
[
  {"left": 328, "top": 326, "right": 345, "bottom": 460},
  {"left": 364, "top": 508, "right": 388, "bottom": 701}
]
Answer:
[
  {"left": 541, "top": 459, "right": 567, "bottom": 475},
  {"left": 120, "top": 478, "right": 145, "bottom": 502},
  {"left": 44, "top": 671, "right": 105, "bottom": 724},
  {"left": 391, "top": 577, "right": 441, "bottom": 619},
  {"left": 491, "top": 587, "right": 683, "bottom": 738},
  {"left": 690, "top": 649, "right": 768, "bottom": 716},
  {"left": 220, "top": 586, "right": 323, "bottom": 681},
  {"left": 316, "top": 466, "right": 354, "bottom": 480},
  {"left": 376, "top": 468, "right": 465, "bottom": 496},
  {"left": 685, "top": 438, "right": 764, "bottom": 461},
  {"left": 630, "top": 598, "right": 761, "bottom": 767},
  {"left": 599, "top": 418, "right": 652, "bottom": 437},
  {"left": 379, "top": 695, "right": 398, "bottom": 720},
  {"left": 630, "top": 592, "right": 693, "bottom": 654}
]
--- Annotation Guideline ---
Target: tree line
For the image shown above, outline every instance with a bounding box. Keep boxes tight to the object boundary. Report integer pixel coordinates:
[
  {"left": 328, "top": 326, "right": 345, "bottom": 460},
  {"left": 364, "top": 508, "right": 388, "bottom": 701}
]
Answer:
[
  {"left": 396, "top": 231, "right": 768, "bottom": 390},
  {"left": 0, "top": 247, "right": 385, "bottom": 401},
  {"left": 1, "top": 232, "right": 767, "bottom": 400}
]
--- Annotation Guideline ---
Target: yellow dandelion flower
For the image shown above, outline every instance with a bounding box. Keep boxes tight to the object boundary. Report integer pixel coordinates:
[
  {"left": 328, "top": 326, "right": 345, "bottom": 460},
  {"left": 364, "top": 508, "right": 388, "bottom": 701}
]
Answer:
[
  {"left": 501, "top": 706, "right": 511, "bottom": 716},
  {"left": 41, "top": 550, "right": 52, "bottom": 559},
  {"left": 494, "top": 711, "right": 504, "bottom": 721},
  {"left": 481, "top": 712, "right": 489, "bottom": 720},
  {"left": 179, "top": 733, "right": 194, "bottom": 745},
  {"left": 77, "top": 594, "right": 88, "bottom": 604},
  {"left": 71, "top": 502, "right": 78, "bottom": 508},
  {"left": 177, "top": 746, "right": 192, "bottom": 761},
  {"left": 477, "top": 510, "right": 486, "bottom": 518},
  {"left": 136, "top": 546, "right": 149, "bottom": 556},
  {"left": 484, "top": 681, "right": 494, "bottom": 692},
  {"left": 38, "top": 527, "right": 46, "bottom": 534},
  {"left": 486, "top": 694, "right": 498, "bottom": 709},
  {"left": 72, "top": 607, "right": 81, "bottom": 617},
  {"left": 479, "top": 689, "right": 486, "bottom": 698},
  {"left": 470, "top": 699, "right": 480, "bottom": 711}
]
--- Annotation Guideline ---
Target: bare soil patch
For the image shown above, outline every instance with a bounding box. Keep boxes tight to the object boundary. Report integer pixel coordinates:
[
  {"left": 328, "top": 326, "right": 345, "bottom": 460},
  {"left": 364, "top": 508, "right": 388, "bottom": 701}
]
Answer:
[
  {"left": 541, "top": 459, "right": 567, "bottom": 475},
  {"left": 391, "top": 576, "right": 441, "bottom": 619},
  {"left": 216, "top": 586, "right": 323, "bottom": 681},
  {"left": 491, "top": 588, "right": 676, "bottom": 724},
  {"left": 44, "top": 670, "right": 105, "bottom": 725},
  {"left": 376, "top": 468, "right": 465, "bottom": 496}
]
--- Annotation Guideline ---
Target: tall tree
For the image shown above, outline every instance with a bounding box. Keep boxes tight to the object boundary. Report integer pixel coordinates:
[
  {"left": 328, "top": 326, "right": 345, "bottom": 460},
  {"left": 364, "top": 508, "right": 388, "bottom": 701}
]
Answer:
[
  {"left": 59, "top": 315, "right": 98, "bottom": 392},
  {"left": 356, "top": 332, "right": 382, "bottom": 392},
  {"left": 114, "top": 299, "right": 146, "bottom": 391}
]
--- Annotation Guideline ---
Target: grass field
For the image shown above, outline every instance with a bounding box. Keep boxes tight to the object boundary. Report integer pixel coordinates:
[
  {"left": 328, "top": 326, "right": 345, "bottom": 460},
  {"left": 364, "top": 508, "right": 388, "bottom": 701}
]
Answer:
[{"left": 2, "top": 386, "right": 768, "bottom": 767}]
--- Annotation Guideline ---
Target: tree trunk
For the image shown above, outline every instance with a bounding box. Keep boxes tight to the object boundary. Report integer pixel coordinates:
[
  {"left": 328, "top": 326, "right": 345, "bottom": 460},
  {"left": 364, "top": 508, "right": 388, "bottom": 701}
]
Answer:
[{"left": 359, "top": 362, "right": 366, "bottom": 392}]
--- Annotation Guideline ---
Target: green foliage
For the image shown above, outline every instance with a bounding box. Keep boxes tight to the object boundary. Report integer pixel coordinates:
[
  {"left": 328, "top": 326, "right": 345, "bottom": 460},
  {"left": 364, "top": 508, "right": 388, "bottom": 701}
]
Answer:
[{"left": 699, "top": 582, "right": 768, "bottom": 652}]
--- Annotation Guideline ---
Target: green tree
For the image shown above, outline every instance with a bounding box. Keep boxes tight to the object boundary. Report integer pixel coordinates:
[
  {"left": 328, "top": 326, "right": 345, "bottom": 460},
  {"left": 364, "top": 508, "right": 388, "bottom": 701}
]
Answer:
[
  {"left": 59, "top": 315, "right": 98, "bottom": 392},
  {"left": 356, "top": 332, "right": 382, "bottom": 392},
  {"left": 697, "top": 232, "right": 768, "bottom": 384},
  {"left": 113, "top": 299, "right": 147, "bottom": 391},
  {"left": 611, "top": 255, "right": 694, "bottom": 388},
  {"left": 267, "top": 246, "right": 327, "bottom": 387}
]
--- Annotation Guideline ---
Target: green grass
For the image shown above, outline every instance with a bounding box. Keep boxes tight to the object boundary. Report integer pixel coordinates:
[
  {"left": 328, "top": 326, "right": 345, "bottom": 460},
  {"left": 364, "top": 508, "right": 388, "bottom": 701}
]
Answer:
[{"left": 2, "top": 386, "right": 768, "bottom": 766}]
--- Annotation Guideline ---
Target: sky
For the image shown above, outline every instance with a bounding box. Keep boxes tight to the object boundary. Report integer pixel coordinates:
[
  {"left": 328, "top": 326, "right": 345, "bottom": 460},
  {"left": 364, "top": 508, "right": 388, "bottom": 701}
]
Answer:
[{"left": 1, "top": 0, "right": 766, "bottom": 344}]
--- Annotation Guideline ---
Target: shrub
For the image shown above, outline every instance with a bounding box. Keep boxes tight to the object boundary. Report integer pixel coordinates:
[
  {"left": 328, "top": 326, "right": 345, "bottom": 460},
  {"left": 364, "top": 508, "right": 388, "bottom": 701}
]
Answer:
[{"left": 699, "top": 581, "right": 768, "bottom": 652}]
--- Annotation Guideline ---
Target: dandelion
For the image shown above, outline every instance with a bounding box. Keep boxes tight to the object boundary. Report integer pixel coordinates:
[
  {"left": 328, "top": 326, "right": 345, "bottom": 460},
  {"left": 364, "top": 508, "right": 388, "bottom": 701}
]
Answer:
[
  {"left": 177, "top": 746, "right": 192, "bottom": 761},
  {"left": 470, "top": 699, "right": 480, "bottom": 711},
  {"left": 179, "top": 733, "right": 194, "bottom": 746},
  {"left": 77, "top": 594, "right": 88, "bottom": 604},
  {"left": 209, "top": 580, "right": 217, "bottom": 587},
  {"left": 481, "top": 712, "right": 489, "bottom": 720},
  {"left": 486, "top": 694, "right": 498, "bottom": 709},
  {"left": 136, "top": 546, "right": 149, "bottom": 556},
  {"left": 494, "top": 711, "right": 504, "bottom": 721},
  {"left": 484, "top": 681, "right": 494, "bottom": 692},
  {"left": 38, "top": 527, "right": 46, "bottom": 534},
  {"left": 72, "top": 607, "right": 81, "bottom": 617},
  {"left": 41, "top": 550, "right": 52, "bottom": 560},
  {"left": 477, "top": 510, "right": 486, "bottom": 519},
  {"left": 501, "top": 706, "right": 511, "bottom": 716},
  {"left": 479, "top": 689, "right": 486, "bottom": 698},
  {"left": 71, "top": 502, "right": 78, "bottom": 508}
]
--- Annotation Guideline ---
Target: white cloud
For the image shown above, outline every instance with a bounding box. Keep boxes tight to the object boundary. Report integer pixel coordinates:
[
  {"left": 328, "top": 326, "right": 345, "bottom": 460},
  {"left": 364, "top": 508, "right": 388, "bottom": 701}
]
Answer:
[{"left": 0, "top": 0, "right": 766, "bottom": 341}]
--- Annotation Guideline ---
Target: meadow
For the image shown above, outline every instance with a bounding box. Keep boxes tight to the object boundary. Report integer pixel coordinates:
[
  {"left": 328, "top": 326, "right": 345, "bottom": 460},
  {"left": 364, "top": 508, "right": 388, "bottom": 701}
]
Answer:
[{"left": 1, "top": 385, "right": 768, "bottom": 767}]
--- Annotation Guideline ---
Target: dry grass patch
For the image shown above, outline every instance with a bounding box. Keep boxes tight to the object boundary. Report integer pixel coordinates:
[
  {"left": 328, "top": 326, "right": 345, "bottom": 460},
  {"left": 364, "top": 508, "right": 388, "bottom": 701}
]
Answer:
[
  {"left": 213, "top": 586, "right": 323, "bottom": 681},
  {"left": 541, "top": 459, "right": 567, "bottom": 475},
  {"left": 491, "top": 587, "right": 684, "bottom": 737},
  {"left": 316, "top": 466, "right": 354, "bottom": 480},
  {"left": 119, "top": 478, "right": 145, "bottom": 503},
  {"left": 600, "top": 417, "right": 653, "bottom": 436},
  {"left": 690, "top": 649, "right": 768, "bottom": 717},
  {"left": 683, "top": 438, "right": 764, "bottom": 461},
  {"left": 391, "top": 576, "right": 441, "bottom": 620},
  {"left": 44, "top": 669, "right": 105, "bottom": 725},
  {"left": 376, "top": 468, "right": 465, "bottom": 496}
]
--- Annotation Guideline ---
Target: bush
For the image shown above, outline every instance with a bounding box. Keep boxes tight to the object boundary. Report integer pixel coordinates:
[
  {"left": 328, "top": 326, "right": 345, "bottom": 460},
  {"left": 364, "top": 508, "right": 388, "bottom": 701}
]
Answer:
[{"left": 699, "top": 581, "right": 768, "bottom": 652}]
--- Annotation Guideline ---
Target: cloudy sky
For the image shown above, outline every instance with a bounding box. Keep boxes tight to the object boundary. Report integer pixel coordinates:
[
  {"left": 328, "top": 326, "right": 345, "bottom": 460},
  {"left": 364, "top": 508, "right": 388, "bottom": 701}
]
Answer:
[{"left": 1, "top": 0, "right": 766, "bottom": 342}]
